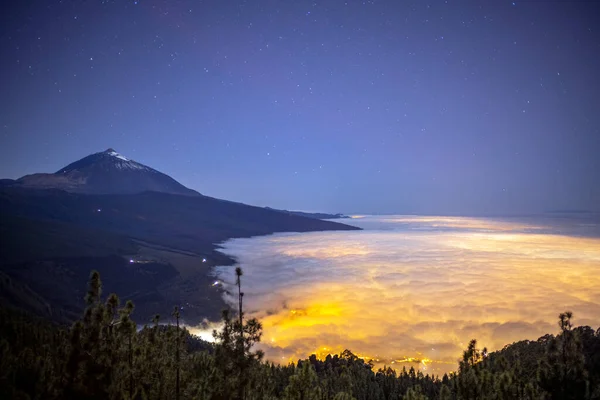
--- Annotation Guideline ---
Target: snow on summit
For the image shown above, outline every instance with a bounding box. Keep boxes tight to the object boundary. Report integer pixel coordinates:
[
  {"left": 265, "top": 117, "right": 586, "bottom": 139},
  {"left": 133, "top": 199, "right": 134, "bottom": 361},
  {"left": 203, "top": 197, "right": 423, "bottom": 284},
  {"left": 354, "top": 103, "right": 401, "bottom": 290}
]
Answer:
[
  {"left": 107, "top": 150, "right": 129, "bottom": 161},
  {"left": 102, "top": 148, "right": 149, "bottom": 171}
]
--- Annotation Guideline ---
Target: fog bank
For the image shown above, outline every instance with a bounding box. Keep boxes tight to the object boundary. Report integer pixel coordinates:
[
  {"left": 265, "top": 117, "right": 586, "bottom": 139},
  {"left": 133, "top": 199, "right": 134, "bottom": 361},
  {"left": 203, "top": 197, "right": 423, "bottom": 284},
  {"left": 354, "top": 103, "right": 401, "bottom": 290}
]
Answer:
[{"left": 214, "top": 215, "right": 600, "bottom": 374}]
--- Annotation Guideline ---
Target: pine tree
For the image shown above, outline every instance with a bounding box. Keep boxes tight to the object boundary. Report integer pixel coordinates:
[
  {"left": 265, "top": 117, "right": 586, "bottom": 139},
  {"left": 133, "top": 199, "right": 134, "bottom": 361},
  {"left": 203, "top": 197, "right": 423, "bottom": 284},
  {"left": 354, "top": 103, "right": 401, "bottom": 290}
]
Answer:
[
  {"left": 173, "top": 306, "right": 181, "bottom": 400},
  {"left": 333, "top": 392, "right": 357, "bottom": 400},
  {"left": 438, "top": 384, "right": 451, "bottom": 400},
  {"left": 404, "top": 386, "right": 428, "bottom": 400},
  {"left": 538, "top": 311, "right": 590, "bottom": 400},
  {"left": 212, "top": 266, "right": 264, "bottom": 400},
  {"left": 283, "top": 361, "right": 321, "bottom": 400}
]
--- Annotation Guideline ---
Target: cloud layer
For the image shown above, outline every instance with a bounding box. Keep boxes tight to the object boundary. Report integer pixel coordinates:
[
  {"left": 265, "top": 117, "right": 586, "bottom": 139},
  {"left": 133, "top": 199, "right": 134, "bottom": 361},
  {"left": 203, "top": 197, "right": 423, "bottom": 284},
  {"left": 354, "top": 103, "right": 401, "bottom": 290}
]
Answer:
[{"left": 213, "top": 216, "right": 600, "bottom": 374}]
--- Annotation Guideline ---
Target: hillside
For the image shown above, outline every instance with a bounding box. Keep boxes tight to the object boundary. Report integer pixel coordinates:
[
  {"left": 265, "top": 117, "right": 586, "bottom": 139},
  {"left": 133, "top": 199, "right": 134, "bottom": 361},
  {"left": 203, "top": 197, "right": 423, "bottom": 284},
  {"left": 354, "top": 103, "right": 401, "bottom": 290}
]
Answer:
[
  {"left": 0, "top": 187, "right": 359, "bottom": 323},
  {"left": 265, "top": 207, "right": 350, "bottom": 219},
  {"left": 0, "top": 188, "right": 359, "bottom": 256},
  {"left": 0, "top": 149, "right": 360, "bottom": 324}
]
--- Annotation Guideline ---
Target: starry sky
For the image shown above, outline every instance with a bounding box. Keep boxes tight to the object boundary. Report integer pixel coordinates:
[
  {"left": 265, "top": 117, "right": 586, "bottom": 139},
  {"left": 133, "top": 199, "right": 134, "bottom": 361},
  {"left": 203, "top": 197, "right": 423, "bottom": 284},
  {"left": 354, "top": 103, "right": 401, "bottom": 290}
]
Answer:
[{"left": 1, "top": 0, "right": 599, "bottom": 215}]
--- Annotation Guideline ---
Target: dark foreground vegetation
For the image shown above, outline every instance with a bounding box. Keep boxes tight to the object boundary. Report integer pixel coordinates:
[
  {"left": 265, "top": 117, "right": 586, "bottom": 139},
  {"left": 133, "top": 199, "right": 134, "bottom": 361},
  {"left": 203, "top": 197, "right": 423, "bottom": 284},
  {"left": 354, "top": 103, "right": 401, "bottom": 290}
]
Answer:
[{"left": 1, "top": 270, "right": 599, "bottom": 400}]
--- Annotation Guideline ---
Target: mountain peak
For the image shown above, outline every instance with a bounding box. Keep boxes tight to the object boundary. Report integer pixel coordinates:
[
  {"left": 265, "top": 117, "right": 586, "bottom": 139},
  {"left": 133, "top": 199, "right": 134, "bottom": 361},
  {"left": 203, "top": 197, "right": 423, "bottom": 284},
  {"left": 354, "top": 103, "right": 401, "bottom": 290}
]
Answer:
[
  {"left": 103, "top": 148, "right": 129, "bottom": 161},
  {"left": 14, "top": 149, "right": 200, "bottom": 196}
]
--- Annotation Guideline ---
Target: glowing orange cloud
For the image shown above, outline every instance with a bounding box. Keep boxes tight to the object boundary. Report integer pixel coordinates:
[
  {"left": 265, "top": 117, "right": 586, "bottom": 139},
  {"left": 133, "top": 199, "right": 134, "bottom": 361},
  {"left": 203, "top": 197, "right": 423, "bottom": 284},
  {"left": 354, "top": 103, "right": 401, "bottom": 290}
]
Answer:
[{"left": 214, "top": 216, "right": 600, "bottom": 374}]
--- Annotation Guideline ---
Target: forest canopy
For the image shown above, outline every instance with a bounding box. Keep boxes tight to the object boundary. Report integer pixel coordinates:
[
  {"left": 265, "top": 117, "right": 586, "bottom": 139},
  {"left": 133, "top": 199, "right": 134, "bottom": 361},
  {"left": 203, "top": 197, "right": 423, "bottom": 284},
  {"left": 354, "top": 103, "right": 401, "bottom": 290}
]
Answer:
[{"left": 1, "top": 270, "right": 599, "bottom": 400}]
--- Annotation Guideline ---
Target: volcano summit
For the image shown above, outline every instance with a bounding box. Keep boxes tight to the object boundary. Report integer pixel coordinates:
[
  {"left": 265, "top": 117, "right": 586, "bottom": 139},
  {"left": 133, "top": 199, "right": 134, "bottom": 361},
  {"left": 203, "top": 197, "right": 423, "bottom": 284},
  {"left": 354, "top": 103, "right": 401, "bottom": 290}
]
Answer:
[{"left": 8, "top": 148, "right": 199, "bottom": 196}]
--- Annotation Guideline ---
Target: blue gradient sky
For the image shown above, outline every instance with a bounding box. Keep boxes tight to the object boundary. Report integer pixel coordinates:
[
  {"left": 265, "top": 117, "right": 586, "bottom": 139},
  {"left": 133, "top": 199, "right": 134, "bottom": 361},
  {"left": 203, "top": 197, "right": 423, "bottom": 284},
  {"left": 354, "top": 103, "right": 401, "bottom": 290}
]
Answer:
[{"left": 1, "top": 0, "right": 599, "bottom": 214}]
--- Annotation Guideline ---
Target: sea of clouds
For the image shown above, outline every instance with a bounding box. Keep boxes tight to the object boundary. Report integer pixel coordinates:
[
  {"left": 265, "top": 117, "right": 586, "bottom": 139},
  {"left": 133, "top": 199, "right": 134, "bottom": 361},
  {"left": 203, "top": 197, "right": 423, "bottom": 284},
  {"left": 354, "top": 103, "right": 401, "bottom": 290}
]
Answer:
[{"left": 210, "top": 215, "right": 600, "bottom": 374}]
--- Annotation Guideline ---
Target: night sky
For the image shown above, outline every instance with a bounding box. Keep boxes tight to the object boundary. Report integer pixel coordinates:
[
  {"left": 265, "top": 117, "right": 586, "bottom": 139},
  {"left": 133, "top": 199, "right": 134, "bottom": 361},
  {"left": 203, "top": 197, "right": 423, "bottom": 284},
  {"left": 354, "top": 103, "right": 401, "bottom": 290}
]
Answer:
[{"left": 1, "top": 0, "right": 599, "bottom": 215}]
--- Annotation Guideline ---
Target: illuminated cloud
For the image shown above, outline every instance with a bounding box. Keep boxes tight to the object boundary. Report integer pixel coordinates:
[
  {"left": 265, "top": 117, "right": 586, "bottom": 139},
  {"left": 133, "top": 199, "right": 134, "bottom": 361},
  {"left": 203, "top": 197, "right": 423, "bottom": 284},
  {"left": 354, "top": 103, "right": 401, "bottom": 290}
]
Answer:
[{"left": 214, "top": 216, "right": 600, "bottom": 374}]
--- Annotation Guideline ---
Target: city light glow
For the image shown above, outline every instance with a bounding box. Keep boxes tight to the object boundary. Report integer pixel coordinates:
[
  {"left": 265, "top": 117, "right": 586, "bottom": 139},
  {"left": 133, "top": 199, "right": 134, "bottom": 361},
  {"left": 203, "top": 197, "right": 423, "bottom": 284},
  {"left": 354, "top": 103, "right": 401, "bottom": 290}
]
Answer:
[{"left": 214, "top": 216, "right": 600, "bottom": 374}]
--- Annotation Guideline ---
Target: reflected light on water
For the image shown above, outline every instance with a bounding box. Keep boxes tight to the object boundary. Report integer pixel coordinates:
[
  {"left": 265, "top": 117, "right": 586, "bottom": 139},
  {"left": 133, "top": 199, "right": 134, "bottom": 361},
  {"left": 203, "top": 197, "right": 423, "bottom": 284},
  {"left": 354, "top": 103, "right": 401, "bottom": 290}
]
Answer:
[{"left": 214, "top": 215, "right": 600, "bottom": 374}]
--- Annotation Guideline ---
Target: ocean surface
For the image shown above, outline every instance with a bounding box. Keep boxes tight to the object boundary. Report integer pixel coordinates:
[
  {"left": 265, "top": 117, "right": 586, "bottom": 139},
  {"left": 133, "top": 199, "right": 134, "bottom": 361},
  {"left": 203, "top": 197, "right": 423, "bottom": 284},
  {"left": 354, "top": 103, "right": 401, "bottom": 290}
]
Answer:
[{"left": 209, "top": 215, "right": 600, "bottom": 374}]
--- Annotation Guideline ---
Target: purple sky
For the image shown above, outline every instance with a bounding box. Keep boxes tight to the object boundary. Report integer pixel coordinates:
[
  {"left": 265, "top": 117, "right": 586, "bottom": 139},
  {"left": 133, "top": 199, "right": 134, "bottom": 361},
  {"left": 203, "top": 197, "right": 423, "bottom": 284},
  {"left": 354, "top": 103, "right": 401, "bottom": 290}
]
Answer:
[{"left": 1, "top": 0, "right": 599, "bottom": 215}]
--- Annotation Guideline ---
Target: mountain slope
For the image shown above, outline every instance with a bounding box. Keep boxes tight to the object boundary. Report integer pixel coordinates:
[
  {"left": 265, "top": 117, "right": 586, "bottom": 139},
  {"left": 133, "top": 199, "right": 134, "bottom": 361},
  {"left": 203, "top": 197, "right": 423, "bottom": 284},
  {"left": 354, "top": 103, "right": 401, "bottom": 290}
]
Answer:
[
  {"left": 0, "top": 148, "right": 360, "bottom": 324},
  {"left": 265, "top": 207, "right": 350, "bottom": 219},
  {"left": 0, "top": 188, "right": 360, "bottom": 323},
  {"left": 0, "top": 188, "right": 360, "bottom": 256},
  {"left": 14, "top": 148, "right": 199, "bottom": 196}
]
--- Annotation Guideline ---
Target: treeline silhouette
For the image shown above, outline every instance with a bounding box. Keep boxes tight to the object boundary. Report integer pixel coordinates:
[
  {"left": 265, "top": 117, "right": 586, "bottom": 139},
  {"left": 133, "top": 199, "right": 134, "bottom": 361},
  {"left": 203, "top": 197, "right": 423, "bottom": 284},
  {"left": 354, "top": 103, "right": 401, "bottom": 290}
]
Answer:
[{"left": 1, "top": 270, "right": 599, "bottom": 399}]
